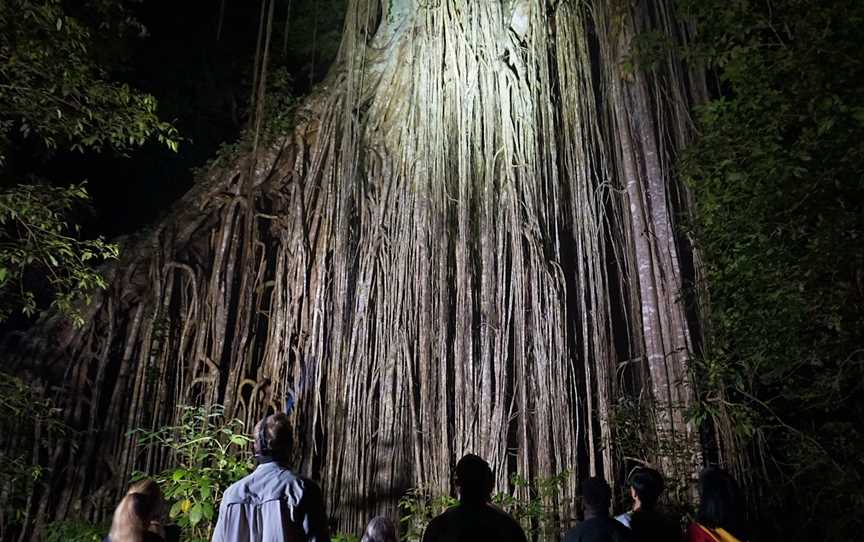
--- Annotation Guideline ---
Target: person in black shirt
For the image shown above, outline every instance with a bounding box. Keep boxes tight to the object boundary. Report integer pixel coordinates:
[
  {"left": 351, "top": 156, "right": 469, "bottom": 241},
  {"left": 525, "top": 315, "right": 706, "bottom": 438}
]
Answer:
[
  {"left": 615, "top": 466, "right": 680, "bottom": 542},
  {"left": 563, "top": 477, "right": 632, "bottom": 542},
  {"left": 422, "top": 454, "right": 527, "bottom": 542}
]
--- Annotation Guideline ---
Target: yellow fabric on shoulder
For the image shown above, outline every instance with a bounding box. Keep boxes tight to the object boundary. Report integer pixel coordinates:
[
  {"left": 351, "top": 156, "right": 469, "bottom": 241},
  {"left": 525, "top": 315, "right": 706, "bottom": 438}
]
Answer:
[
  {"left": 714, "top": 527, "right": 743, "bottom": 542},
  {"left": 698, "top": 523, "right": 743, "bottom": 542}
]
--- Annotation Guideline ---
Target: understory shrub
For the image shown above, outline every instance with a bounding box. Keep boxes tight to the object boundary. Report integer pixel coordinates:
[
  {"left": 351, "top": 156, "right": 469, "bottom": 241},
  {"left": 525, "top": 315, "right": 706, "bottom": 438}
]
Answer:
[
  {"left": 678, "top": 0, "right": 864, "bottom": 539},
  {"left": 43, "top": 519, "right": 105, "bottom": 542},
  {"left": 131, "top": 405, "right": 253, "bottom": 542},
  {"left": 0, "top": 371, "right": 71, "bottom": 532}
]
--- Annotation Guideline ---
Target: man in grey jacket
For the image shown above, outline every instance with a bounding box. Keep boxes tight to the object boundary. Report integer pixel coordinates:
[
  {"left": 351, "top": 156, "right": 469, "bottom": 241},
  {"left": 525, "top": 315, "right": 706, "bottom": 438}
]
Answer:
[{"left": 212, "top": 413, "right": 330, "bottom": 542}]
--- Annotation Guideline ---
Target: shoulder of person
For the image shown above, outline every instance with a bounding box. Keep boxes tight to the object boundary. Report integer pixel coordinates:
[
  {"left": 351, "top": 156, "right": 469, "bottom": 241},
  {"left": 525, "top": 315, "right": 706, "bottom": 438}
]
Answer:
[
  {"left": 615, "top": 511, "right": 633, "bottom": 527},
  {"left": 610, "top": 517, "right": 634, "bottom": 541},
  {"left": 422, "top": 512, "right": 448, "bottom": 542},
  {"left": 562, "top": 523, "right": 585, "bottom": 542},
  {"left": 488, "top": 502, "right": 519, "bottom": 520},
  {"left": 686, "top": 522, "right": 714, "bottom": 542},
  {"left": 494, "top": 506, "right": 527, "bottom": 539},
  {"left": 218, "top": 475, "right": 247, "bottom": 505}
]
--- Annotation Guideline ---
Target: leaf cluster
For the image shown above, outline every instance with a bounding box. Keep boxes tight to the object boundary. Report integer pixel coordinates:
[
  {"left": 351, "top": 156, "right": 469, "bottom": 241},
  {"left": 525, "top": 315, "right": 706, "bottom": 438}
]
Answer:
[
  {"left": 0, "top": 0, "right": 179, "bottom": 162},
  {"left": 0, "top": 183, "right": 118, "bottom": 324},
  {"left": 0, "top": 370, "right": 73, "bottom": 527},
  {"left": 679, "top": 0, "right": 864, "bottom": 539},
  {"left": 398, "top": 487, "right": 459, "bottom": 542},
  {"left": 43, "top": 519, "right": 106, "bottom": 542},
  {"left": 0, "top": 0, "right": 180, "bottom": 325},
  {"left": 491, "top": 471, "right": 572, "bottom": 540},
  {"left": 130, "top": 405, "right": 253, "bottom": 542}
]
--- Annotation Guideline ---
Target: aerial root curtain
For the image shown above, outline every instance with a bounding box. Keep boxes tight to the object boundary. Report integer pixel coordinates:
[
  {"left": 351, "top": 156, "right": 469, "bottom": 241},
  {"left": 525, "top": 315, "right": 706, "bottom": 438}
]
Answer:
[{"left": 6, "top": 0, "right": 707, "bottom": 533}]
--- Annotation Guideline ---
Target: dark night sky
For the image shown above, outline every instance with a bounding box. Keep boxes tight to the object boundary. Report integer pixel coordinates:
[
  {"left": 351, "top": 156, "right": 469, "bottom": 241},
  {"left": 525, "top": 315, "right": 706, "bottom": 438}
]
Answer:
[{"left": 49, "top": 0, "right": 343, "bottom": 238}]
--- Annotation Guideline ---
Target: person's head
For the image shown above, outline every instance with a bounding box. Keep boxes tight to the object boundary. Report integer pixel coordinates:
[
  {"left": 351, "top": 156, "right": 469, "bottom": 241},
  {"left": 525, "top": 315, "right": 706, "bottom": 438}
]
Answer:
[
  {"left": 361, "top": 516, "right": 398, "bottom": 542},
  {"left": 626, "top": 466, "right": 664, "bottom": 511},
  {"left": 109, "top": 479, "right": 165, "bottom": 542},
  {"left": 254, "top": 412, "right": 293, "bottom": 462},
  {"left": 454, "top": 454, "right": 494, "bottom": 504},
  {"left": 581, "top": 477, "right": 612, "bottom": 517},
  {"left": 697, "top": 467, "right": 747, "bottom": 539},
  {"left": 126, "top": 479, "right": 164, "bottom": 513}
]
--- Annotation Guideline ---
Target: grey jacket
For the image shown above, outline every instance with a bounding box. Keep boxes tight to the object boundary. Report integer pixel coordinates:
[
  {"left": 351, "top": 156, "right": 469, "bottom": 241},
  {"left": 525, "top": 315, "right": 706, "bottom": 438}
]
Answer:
[{"left": 212, "top": 461, "right": 329, "bottom": 542}]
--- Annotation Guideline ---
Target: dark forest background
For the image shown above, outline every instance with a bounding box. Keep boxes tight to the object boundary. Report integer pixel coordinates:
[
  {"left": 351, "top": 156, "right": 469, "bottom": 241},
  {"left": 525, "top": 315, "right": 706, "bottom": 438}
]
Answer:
[{"left": 1, "top": 0, "right": 863, "bottom": 540}]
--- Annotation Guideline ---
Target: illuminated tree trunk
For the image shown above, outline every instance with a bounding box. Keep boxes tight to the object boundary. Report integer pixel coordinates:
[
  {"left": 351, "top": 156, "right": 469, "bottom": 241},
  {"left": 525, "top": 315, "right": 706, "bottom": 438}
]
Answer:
[
  {"left": 4, "top": 0, "right": 707, "bottom": 534},
  {"left": 598, "top": 2, "right": 704, "bottom": 494}
]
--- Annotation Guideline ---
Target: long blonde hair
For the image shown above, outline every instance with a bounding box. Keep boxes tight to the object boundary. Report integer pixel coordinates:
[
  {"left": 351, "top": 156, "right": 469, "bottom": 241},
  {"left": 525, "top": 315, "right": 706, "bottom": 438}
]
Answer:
[{"left": 108, "top": 479, "right": 165, "bottom": 542}]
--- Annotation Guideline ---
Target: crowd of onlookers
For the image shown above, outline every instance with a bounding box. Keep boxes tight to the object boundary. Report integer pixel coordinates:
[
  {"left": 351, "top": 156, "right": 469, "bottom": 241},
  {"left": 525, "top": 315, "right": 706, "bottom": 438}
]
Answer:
[{"left": 103, "top": 413, "right": 749, "bottom": 542}]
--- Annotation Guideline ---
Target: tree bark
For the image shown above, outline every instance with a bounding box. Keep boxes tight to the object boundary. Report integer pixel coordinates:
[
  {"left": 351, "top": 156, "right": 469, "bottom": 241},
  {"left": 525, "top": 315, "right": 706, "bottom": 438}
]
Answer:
[{"left": 3, "top": 0, "right": 708, "bottom": 535}]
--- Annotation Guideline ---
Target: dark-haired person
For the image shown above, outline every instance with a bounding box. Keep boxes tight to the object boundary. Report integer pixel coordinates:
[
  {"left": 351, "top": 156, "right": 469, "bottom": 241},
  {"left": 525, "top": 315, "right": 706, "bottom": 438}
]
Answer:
[
  {"left": 564, "top": 477, "right": 632, "bottom": 542},
  {"left": 212, "top": 412, "right": 330, "bottom": 542},
  {"left": 615, "top": 466, "right": 679, "bottom": 541},
  {"left": 686, "top": 467, "right": 748, "bottom": 542},
  {"left": 422, "top": 454, "right": 527, "bottom": 542}
]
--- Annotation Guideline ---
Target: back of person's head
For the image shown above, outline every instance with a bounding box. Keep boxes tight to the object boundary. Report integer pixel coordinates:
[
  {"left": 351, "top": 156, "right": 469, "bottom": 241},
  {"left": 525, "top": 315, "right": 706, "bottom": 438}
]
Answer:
[
  {"left": 109, "top": 480, "right": 164, "bottom": 542},
  {"left": 126, "top": 478, "right": 165, "bottom": 520},
  {"left": 361, "top": 516, "right": 398, "bottom": 542},
  {"left": 455, "top": 454, "right": 494, "bottom": 503},
  {"left": 582, "top": 477, "right": 612, "bottom": 516},
  {"left": 627, "top": 466, "right": 664, "bottom": 510},
  {"left": 697, "top": 467, "right": 747, "bottom": 539},
  {"left": 254, "top": 412, "right": 293, "bottom": 460}
]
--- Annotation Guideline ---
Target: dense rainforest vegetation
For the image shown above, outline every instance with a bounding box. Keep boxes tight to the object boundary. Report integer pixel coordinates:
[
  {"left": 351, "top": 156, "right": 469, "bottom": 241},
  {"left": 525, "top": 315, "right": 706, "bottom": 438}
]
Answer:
[
  {"left": 682, "top": 0, "right": 864, "bottom": 538},
  {"left": 1, "top": 0, "right": 862, "bottom": 540}
]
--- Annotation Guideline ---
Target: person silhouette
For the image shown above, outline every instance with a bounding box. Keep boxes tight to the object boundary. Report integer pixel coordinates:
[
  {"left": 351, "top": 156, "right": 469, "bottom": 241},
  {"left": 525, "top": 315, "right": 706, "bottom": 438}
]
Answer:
[
  {"left": 564, "top": 477, "right": 632, "bottom": 542},
  {"left": 615, "top": 466, "right": 679, "bottom": 541},
  {"left": 422, "top": 454, "right": 527, "bottom": 542},
  {"left": 686, "top": 467, "right": 749, "bottom": 542}
]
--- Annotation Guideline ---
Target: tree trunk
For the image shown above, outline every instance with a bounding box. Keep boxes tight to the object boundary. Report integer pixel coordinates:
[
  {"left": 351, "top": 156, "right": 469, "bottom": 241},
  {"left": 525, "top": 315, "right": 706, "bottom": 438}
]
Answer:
[{"left": 3, "top": 0, "right": 707, "bottom": 535}]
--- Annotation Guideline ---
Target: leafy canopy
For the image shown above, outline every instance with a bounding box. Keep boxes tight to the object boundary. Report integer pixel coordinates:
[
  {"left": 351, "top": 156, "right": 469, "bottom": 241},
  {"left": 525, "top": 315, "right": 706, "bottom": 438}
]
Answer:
[
  {"left": 0, "top": 0, "right": 178, "bottom": 324},
  {"left": 0, "top": 0, "right": 178, "bottom": 161},
  {"left": 679, "top": 0, "right": 864, "bottom": 539}
]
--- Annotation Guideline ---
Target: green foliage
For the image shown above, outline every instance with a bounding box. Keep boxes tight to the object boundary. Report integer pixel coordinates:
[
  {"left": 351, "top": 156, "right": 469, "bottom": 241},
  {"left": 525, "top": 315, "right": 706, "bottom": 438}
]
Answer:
[
  {"left": 0, "top": 183, "right": 118, "bottom": 324},
  {"left": 609, "top": 398, "right": 698, "bottom": 509},
  {"left": 0, "top": 0, "right": 179, "bottom": 162},
  {"left": 398, "top": 488, "right": 459, "bottom": 541},
  {"left": 331, "top": 533, "right": 361, "bottom": 542},
  {"left": 398, "top": 472, "right": 570, "bottom": 542},
  {"left": 609, "top": 397, "right": 653, "bottom": 463},
  {"left": 0, "top": 0, "right": 180, "bottom": 325},
  {"left": 0, "top": 371, "right": 71, "bottom": 526},
  {"left": 491, "top": 471, "right": 571, "bottom": 541},
  {"left": 43, "top": 519, "right": 106, "bottom": 542},
  {"left": 680, "top": 0, "right": 864, "bottom": 539},
  {"left": 131, "top": 405, "right": 253, "bottom": 542},
  {"left": 197, "top": 66, "right": 297, "bottom": 177}
]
